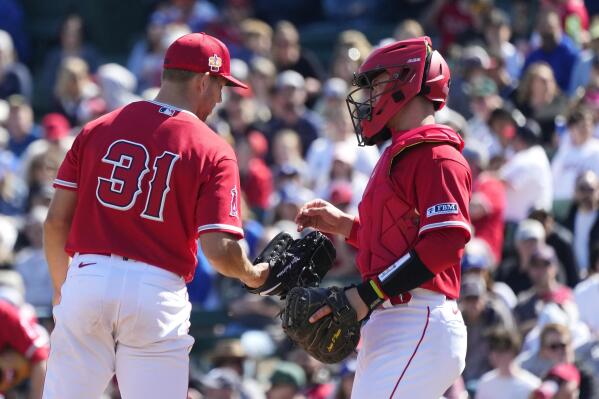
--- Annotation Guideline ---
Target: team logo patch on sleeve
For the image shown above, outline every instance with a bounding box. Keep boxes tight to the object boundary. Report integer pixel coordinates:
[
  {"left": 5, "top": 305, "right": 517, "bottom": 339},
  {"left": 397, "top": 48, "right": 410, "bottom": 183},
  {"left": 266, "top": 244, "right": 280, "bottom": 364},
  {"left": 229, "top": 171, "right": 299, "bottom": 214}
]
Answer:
[
  {"left": 426, "top": 202, "right": 459, "bottom": 217},
  {"left": 230, "top": 186, "right": 239, "bottom": 218}
]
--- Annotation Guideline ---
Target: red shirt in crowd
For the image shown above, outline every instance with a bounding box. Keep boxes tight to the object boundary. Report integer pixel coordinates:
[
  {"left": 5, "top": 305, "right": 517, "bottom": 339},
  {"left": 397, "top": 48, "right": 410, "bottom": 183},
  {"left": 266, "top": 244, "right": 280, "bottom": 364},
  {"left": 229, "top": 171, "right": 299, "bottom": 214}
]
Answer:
[{"left": 471, "top": 173, "right": 506, "bottom": 263}]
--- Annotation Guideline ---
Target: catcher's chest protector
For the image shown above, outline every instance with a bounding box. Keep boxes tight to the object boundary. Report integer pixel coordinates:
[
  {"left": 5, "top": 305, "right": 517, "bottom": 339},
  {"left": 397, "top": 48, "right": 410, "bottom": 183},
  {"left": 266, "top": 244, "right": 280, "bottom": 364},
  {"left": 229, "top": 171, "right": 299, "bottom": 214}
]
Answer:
[{"left": 356, "top": 125, "right": 463, "bottom": 280}]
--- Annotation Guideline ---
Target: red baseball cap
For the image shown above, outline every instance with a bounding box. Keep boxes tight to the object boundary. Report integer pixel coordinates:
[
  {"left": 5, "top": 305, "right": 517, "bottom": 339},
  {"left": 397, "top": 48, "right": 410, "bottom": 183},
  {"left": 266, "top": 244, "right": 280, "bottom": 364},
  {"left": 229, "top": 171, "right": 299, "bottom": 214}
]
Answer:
[
  {"left": 41, "top": 113, "right": 70, "bottom": 141},
  {"left": 164, "top": 32, "right": 248, "bottom": 89}
]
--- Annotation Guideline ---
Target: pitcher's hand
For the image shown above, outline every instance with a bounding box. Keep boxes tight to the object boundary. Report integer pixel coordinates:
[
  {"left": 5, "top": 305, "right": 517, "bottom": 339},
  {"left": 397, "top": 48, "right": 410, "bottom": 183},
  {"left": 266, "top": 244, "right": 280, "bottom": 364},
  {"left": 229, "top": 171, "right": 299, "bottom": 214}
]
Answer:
[{"left": 295, "top": 199, "right": 354, "bottom": 237}]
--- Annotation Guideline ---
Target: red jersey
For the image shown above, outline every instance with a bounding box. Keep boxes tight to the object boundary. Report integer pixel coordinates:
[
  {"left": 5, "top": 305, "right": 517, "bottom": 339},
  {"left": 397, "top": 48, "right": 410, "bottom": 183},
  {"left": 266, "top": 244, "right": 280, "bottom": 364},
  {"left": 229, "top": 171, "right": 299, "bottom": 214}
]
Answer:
[
  {"left": 54, "top": 100, "right": 243, "bottom": 281},
  {"left": 348, "top": 125, "right": 471, "bottom": 299},
  {"left": 0, "top": 300, "right": 49, "bottom": 363}
]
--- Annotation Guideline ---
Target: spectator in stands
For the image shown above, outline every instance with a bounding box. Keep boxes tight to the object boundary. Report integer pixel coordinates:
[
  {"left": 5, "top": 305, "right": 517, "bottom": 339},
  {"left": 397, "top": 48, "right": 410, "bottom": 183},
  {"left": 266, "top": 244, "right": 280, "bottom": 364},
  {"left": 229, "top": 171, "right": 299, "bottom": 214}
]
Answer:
[
  {"left": 475, "top": 327, "right": 541, "bottom": 399},
  {"left": 483, "top": 8, "right": 524, "bottom": 83},
  {"left": 496, "top": 219, "right": 546, "bottom": 295},
  {"left": 199, "top": 367, "right": 243, "bottom": 399},
  {"left": 265, "top": 71, "right": 322, "bottom": 160},
  {"left": 14, "top": 206, "right": 53, "bottom": 308},
  {"left": 574, "top": 245, "right": 599, "bottom": 334},
  {"left": 500, "top": 120, "right": 553, "bottom": 224},
  {"left": 0, "top": 152, "right": 27, "bottom": 216},
  {"left": 425, "top": 0, "right": 476, "bottom": 52},
  {"left": 552, "top": 106, "right": 599, "bottom": 205},
  {"left": 0, "top": 216, "right": 17, "bottom": 268},
  {"left": 514, "top": 62, "right": 568, "bottom": 148},
  {"left": 569, "top": 20, "right": 599, "bottom": 95},
  {"left": 528, "top": 208, "right": 580, "bottom": 288},
  {"left": 466, "top": 76, "right": 505, "bottom": 157},
  {"left": 462, "top": 238, "right": 517, "bottom": 310},
  {"left": 543, "top": 0, "right": 589, "bottom": 45},
  {"left": 329, "top": 30, "right": 372, "bottom": 84},
  {"left": 519, "top": 323, "right": 575, "bottom": 379},
  {"left": 209, "top": 339, "right": 266, "bottom": 399},
  {"left": 450, "top": 45, "right": 494, "bottom": 119},
  {"left": 5, "top": 95, "right": 38, "bottom": 158},
  {"left": 96, "top": 63, "right": 140, "bottom": 113},
  {"left": 288, "top": 349, "right": 333, "bottom": 399},
  {"left": 563, "top": 171, "right": 599, "bottom": 277},
  {"left": 0, "top": 30, "right": 31, "bottom": 101},
  {"left": 248, "top": 56, "right": 277, "bottom": 121},
  {"left": 239, "top": 18, "right": 273, "bottom": 62},
  {"left": 221, "top": 86, "right": 266, "bottom": 141},
  {"left": 149, "top": 0, "right": 218, "bottom": 33},
  {"left": 39, "top": 14, "right": 101, "bottom": 105},
  {"left": 464, "top": 143, "right": 506, "bottom": 263},
  {"left": 530, "top": 362, "right": 580, "bottom": 399},
  {"left": 0, "top": 270, "right": 49, "bottom": 399},
  {"left": 127, "top": 17, "right": 166, "bottom": 93},
  {"left": 52, "top": 56, "right": 100, "bottom": 126},
  {"left": 460, "top": 274, "right": 516, "bottom": 387},
  {"left": 271, "top": 21, "right": 325, "bottom": 94},
  {"left": 513, "top": 245, "right": 576, "bottom": 336},
  {"left": 327, "top": 357, "right": 356, "bottom": 399},
  {"left": 522, "top": 9, "right": 579, "bottom": 94},
  {"left": 236, "top": 132, "right": 273, "bottom": 221},
  {"left": 267, "top": 361, "right": 307, "bottom": 399},
  {"left": 393, "top": 19, "right": 424, "bottom": 41}
]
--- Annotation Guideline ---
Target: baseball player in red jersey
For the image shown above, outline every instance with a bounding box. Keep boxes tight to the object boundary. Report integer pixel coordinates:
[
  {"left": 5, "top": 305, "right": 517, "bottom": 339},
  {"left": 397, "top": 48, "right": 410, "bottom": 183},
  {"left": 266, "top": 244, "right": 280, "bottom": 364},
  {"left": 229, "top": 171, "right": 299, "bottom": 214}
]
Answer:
[
  {"left": 295, "top": 36, "right": 470, "bottom": 398},
  {"left": 42, "top": 33, "right": 269, "bottom": 398}
]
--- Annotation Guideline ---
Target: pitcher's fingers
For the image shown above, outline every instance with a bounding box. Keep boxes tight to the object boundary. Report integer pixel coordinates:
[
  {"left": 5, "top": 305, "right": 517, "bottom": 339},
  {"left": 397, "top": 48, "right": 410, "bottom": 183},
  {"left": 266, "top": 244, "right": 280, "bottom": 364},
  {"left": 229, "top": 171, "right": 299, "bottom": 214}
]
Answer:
[{"left": 309, "top": 305, "right": 332, "bottom": 323}]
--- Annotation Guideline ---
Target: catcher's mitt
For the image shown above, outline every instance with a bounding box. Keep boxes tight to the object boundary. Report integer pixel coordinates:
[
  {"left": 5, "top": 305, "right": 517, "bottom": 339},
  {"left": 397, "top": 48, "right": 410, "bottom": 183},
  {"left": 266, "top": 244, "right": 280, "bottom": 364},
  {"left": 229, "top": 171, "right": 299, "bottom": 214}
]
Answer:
[
  {"left": 282, "top": 286, "right": 360, "bottom": 364},
  {"left": 0, "top": 349, "right": 31, "bottom": 392},
  {"left": 247, "top": 231, "right": 335, "bottom": 297}
]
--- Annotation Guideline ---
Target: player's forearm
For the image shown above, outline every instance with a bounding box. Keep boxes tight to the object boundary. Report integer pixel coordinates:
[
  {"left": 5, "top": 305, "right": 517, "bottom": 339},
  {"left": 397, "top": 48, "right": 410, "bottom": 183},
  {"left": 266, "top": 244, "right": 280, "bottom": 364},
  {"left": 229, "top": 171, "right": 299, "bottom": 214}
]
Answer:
[
  {"left": 200, "top": 234, "right": 264, "bottom": 287},
  {"left": 28, "top": 360, "right": 46, "bottom": 399},
  {"left": 43, "top": 219, "right": 71, "bottom": 293}
]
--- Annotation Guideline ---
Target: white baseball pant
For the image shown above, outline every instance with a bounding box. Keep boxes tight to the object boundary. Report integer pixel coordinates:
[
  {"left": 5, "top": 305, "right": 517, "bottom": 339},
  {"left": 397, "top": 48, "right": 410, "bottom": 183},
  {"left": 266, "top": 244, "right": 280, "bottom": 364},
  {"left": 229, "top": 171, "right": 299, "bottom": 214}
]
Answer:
[
  {"left": 42, "top": 254, "right": 194, "bottom": 399},
  {"left": 351, "top": 288, "right": 467, "bottom": 399}
]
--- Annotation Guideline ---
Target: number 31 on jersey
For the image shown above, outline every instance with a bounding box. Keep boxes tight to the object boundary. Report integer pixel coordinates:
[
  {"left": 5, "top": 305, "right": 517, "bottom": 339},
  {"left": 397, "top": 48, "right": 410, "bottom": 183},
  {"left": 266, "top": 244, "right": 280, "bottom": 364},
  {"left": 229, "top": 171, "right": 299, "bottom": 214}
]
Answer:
[{"left": 96, "top": 140, "right": 179, "bottom": 222}]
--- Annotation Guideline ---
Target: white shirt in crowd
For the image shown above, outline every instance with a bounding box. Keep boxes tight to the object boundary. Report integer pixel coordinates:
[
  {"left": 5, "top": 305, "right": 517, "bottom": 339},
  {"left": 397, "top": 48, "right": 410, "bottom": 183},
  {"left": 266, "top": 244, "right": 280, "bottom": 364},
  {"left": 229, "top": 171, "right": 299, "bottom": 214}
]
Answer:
[
  {"left": 500, "top": 145, "right": 553, "bottom": 222},
  {"left": 475, "top": 367, "right": 540, "bottom": 399},
  {"left": 574, "top": 209, "right": 598, "bottom": 273},
  {"left": 574, "top": 274, "right": 599, "bottom": 335},
  {"left": 551, "top": 136, "right": 599, "bottom": 201}
]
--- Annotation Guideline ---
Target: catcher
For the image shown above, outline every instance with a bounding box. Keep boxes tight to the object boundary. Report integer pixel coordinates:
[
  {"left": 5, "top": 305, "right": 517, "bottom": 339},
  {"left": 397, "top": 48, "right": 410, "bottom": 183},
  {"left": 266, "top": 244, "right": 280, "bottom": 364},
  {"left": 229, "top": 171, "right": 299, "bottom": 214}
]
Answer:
[{"left": 290, "top": 37, "right": 470, "bottom": 398}]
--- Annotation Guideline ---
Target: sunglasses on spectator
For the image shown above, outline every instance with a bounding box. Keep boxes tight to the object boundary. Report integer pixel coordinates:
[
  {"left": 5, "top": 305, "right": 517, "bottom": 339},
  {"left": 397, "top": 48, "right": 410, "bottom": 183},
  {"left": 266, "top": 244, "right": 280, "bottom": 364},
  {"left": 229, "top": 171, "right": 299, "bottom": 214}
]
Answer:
[{"left": 544, "top": 342, "right": 567, "bottom": 351}]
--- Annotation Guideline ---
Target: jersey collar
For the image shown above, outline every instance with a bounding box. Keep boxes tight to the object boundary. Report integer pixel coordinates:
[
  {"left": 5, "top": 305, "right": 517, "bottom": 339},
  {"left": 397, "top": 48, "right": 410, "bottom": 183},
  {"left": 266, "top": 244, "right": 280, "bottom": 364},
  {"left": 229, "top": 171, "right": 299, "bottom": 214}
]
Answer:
[{"left": 145, "top": 99, "right": 199, "bottom": 120}]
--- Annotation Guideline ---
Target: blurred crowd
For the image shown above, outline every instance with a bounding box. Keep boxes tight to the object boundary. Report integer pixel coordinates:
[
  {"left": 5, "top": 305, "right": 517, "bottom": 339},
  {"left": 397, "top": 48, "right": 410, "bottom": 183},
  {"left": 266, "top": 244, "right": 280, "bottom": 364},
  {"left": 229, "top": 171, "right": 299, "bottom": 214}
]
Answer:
[{"left": 1, "top": 0, "right": 599, "bottom": 398}]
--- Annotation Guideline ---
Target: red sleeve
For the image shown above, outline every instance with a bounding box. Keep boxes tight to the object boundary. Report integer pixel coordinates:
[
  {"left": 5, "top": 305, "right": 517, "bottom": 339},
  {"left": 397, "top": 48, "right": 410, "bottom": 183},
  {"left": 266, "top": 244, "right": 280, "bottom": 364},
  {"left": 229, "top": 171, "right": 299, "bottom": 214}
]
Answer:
[
  {"left": 0, "top": 301, "right": 49, "bottom": 362},
  {"left": 53, "top": 129, "right": 83, "bottom": 191},
  {"left": 415, "top": 227, "right": 469, "bottom": 274},
  {"left": 345, "top": 215, "right": 361, "bottom": 248},
  {"left": 196, "top": 158, "right": 244, "bottom": 238},
  {"left": 413, "top": 146, "right": 472, "bottom": 239}
]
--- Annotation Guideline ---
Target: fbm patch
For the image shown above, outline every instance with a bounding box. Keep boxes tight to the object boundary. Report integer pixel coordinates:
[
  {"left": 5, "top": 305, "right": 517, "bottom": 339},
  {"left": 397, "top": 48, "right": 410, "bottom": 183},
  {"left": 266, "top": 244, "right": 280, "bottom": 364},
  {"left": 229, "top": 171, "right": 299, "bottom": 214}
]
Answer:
[{"left": 426, "top": 202, "right": 458, "bottom": 217}]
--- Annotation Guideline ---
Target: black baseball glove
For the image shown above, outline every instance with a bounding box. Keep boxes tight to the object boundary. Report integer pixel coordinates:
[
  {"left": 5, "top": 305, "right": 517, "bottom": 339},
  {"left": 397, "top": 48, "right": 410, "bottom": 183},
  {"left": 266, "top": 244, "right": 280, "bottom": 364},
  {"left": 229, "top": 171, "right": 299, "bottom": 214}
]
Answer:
[
  {"left": 281, "top": 286, "right": 360, "bottom": 364},
  {"left": 247, "top": 231, "right": 335, "bottom": 298}
]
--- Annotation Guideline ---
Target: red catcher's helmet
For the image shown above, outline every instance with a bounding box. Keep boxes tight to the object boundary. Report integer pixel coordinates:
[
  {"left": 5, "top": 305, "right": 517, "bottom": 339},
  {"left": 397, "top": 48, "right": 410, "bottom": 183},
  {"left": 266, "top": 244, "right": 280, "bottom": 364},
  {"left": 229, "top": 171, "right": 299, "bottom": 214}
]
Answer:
[{"left": 346, "top": 36, "right": 451, "bottom": 146}]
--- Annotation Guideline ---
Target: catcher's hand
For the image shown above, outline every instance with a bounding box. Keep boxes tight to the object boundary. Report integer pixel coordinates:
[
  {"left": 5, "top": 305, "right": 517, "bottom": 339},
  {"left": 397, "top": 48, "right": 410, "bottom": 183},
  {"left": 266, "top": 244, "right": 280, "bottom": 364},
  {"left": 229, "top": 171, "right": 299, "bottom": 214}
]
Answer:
[
  {"left": 282, "top": 286, "right": 360, "bottom": 364},
  {"left": 247, "top": 231, "right": 335, "bottom": 297},
  {"left": 0, "top": 349, "right": 31, "bottom": 392}
]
